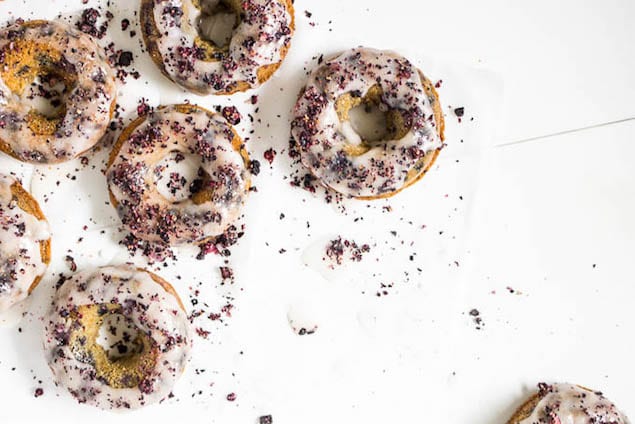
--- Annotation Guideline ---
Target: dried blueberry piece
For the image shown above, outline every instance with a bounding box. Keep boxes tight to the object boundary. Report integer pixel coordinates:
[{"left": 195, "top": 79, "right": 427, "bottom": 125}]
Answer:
[
  {"left": 118, "top": 51, "right": 133, "bottom": 67},
  {"left": 248, "top": 159, "right": 261, "bottom": 176},
  {"left": 221, "top": 106, "right": 241, "bottom": 125}
]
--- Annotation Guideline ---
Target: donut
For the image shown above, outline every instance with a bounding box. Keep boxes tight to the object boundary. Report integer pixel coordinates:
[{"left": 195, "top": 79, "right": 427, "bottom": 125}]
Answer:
[
  {"left": 508, "top": 383, "right": 629, "bottom": 424},
  {"left": 0, "top": 20, "right": 116, "bottom": 164},
  {"left": 43, "top": 265, "right": 192, "bottom": 410},
  {"left": 291, "top": 47, "right": 445, "bottom": 200},
  {"left": 0, "top": 174, "right": 50, "bottom": 312},
  {"left": 140, "top": 0, "right": 295, "bottom": 95},
  {"left": 106, "top": 104, "right": 250, "bottom": 245}
]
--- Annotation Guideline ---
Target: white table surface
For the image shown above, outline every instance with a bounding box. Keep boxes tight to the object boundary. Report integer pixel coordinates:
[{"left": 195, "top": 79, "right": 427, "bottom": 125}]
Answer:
[{"left": 0, "top": 0, "right": 633, "bottom": 423}]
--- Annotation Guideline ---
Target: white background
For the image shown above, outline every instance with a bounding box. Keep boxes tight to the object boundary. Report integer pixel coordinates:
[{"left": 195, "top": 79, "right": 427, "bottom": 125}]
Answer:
[{"left": 0, "top": 0, "right": 633, "bottom": 423}]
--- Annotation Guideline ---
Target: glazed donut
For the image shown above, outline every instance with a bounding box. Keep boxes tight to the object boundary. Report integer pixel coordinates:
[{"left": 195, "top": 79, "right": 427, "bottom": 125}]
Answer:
[
  {"left": 141, "top": 0, "right": 294, "bottom": 95},
  {"left": 106, "top": 104, "right": 250, "bottom": 245},
  {"left": 0, "top": 174, "right": 50, "bottom": 312},
  {"left": 0, "top": 20, "right": 116, "bottom": 164},
  {"left": 291, "top": 47, "right": 445, "bottom": 200},
  {"left": 43, "top": 265, "right": 192, "bottom": 410},
  {"left": 508, "top": 383, "right": 629, "bottom": 424}
]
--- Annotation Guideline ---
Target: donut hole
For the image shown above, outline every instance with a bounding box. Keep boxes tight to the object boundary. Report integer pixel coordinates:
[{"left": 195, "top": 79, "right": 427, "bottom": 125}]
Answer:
[
  {"left": 97, "top": 313, "right": 145, "bottom": 361},
  {"left": 347, "top": 102, "right": 389, "bottom": 143},
  {"left": 69, "top": 304, "right": 158, "bottom": 389},
  {"left": 154, "top": 151, "right": 204, "bottom": 203},
  {"left": 196, "top": 0, "right": 241, "bottom": 51},
  {"left": 23, "top": 71, "right": 71, "bottom": 119},
  {"left": 335, "top": 85, "right": 410, "bottom": 154},
  {"left": 23, "top": 69, "right": 76, "bottom": 136}
]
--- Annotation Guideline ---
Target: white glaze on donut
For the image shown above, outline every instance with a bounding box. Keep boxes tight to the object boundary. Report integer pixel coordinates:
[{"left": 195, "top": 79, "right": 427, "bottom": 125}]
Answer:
[
  {"left": 291, "top": 48, "right": 443, "bottom": 198},
  {"left": 107, "top": 105, "right": 249, "bottom": 245},
  {"left": 520, "top": 383, "right": 629, "bottom": 424},
  {"left": 43, "top": 266, "right": 192, "bottom": 410},
  {"left": 0, "top": 174, "right": 49, "bottom": 312},
  {"left": 0, "top": 20, "right": 116, "bottom": 163},
  {"left": 147, "top": 0, "right": 292, "bottom": 93}
]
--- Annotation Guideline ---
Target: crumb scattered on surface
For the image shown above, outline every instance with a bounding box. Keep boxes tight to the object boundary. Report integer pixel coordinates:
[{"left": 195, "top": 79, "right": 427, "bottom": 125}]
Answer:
[
  {"left": 469, "top": 308, "right": 485, "bottom": 330},
  {"left": 324, "top": 236, "right": 371, "bottom": 267}
]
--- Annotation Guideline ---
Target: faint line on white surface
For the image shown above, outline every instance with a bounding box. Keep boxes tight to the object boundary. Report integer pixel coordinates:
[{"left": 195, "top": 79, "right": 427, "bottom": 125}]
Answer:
[{"left": 497, "top": 117, "right": 635, "bottom": 148}]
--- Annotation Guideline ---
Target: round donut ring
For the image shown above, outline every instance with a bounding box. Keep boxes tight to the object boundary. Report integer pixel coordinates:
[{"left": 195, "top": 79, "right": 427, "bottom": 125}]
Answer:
[
  {"left": 106, "top": 104, "right": 250, "bottom": 245},
  {"left": 43, "top": 265, "right": 192, "bottom": 410},
  {"left": 0, "top": 20, "right": 117, "bottom": 164},
  {"left": 141, "top": 0, "right": 295, "bottom": 95},
  {"left": 291, "top": 47, "right": 445, "bottom": 200},
  {"left": 0, "top": 174, "right": 50, "bottom": 312},
  {"left": 507, "top": 383, "right": 629, "bottom": 424}
]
